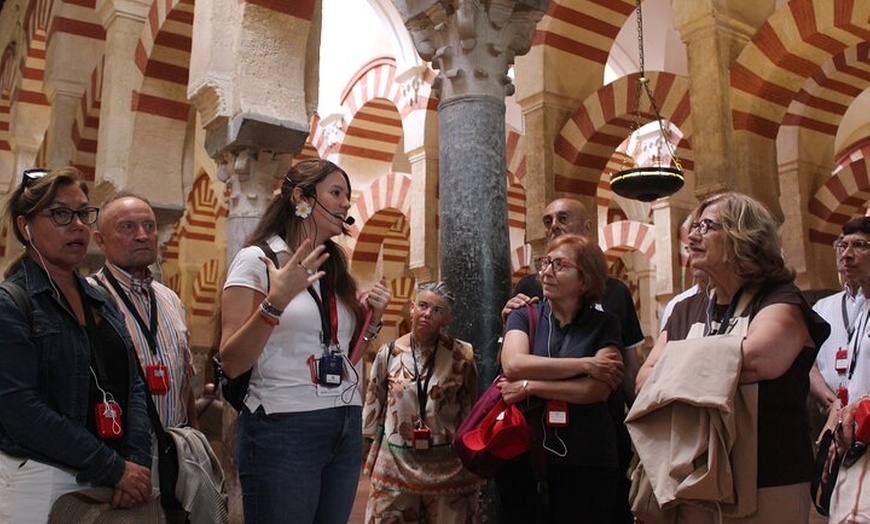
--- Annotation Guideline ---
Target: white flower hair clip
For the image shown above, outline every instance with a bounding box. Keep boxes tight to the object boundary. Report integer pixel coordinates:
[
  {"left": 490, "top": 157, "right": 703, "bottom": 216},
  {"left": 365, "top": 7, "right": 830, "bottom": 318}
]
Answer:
[{"left": 295, "top": 201, "right": 312, "bottom": 219}]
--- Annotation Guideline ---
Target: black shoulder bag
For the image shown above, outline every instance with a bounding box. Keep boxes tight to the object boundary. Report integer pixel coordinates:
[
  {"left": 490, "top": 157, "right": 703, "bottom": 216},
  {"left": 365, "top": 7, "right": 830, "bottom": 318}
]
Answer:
[{"left": 213, "top": 241, "right": 278, "bottom": 411}]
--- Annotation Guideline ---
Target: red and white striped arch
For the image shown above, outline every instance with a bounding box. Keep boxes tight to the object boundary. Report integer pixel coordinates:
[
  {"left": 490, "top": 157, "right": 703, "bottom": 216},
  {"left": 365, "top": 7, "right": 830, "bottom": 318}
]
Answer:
[
  {"left": 71, "top": 58, "right": 102, "bottom": 181},
  {"left": 730, "top": 0, "right": 870, "bottom": 140},
  {"left": 808, "top": 157, "right": 870, "bottom": 245},
  {"left": 178, "top": 173, "right": 228, "bottom": 243},
  {"left": 554, "top": 71, "right": 694, "bottom": 207},
  {"left": 312, "top": 56, "right": 437, "bottom": 160},
  {"left": 345, "top": 172, "right": 412, "bottom": 254},
  {"left": 600, "top": 220, "right": 655, "bottom": 263},
  {"left": 191, "top": 259, "right": 221, "bottom": 319},
  {"left": 835, "top": 138, "right": 870, "bottom": 173},
  {"left": 534, "top": 0, "right": 635, "bottom": 65},
  {"left": 133, "top": 0, "right": 193, "bottom": 121}
]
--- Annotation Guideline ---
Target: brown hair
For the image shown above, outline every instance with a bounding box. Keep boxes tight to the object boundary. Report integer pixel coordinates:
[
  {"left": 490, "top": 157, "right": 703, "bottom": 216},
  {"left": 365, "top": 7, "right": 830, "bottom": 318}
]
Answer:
[
  {"left": 245, "top": 159, "right": 363, "bottom": 327},
  {"left": 3, "top": 166, "right": 89, "bottom": 277},
  {"left": 547, "top": 233, "right": 608, "bottom": 304}
]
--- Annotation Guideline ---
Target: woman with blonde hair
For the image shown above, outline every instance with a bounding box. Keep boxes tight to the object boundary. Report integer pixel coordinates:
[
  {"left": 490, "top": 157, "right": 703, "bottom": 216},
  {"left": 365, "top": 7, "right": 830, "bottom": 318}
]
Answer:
[
  {"left": 363, "top": 281, "right": 481, "bottom": 523},
  {"left": 635, "top": 192, "right": 830, "bottom": 523}
]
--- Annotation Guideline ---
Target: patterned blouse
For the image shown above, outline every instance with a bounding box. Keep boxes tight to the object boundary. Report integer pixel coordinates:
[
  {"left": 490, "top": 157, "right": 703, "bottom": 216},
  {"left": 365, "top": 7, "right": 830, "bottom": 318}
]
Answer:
[{"left": 362, "top": 334, "right": 482, "bottom": 495}]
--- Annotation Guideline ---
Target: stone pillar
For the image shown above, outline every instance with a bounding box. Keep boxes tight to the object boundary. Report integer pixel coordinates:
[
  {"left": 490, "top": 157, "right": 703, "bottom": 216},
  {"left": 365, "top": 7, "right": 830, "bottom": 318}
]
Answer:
[
  {"left": 393, "top": 1, "right": 548, "bottom": 521},
  {"left": 94, "top": 0, "right": 150, "bottom": 188},
  {"left": 671, "top": 0, "right": 776, "bottom": 208},
  {"left": 519, "top": 92, "right": 574, "bottom": 252},
  {"left": 43, "top": 82, "right": 84, "bottom": 170},
  {"left": 188, "top": 3, "right": 319, "bottom": 520},
  {"left": 652, "top": 196, "right": 694, "bottom": 320},
  {"left": 407, "top": 144, "right": 440, "bottom": 283}
]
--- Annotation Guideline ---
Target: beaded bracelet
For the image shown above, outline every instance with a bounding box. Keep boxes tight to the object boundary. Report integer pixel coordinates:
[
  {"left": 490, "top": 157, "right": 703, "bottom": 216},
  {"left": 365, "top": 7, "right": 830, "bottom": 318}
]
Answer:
[
  {"left": 258, "top": 300, "right": 282, "bottom": 326},
  {"left": 257, "top": 307, "right": 279, "bottom": 326},
  {"left": 363, "top": 320, "right": 384, "bottom": 342},
  {"left": 261, "top": 299, "right": 284, "bottom": 317}
]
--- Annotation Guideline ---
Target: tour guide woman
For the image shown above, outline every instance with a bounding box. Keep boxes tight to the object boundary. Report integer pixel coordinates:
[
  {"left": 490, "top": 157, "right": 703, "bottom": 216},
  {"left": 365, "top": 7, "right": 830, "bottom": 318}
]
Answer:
[
  {"left": 363, "top": 281, "right": 482, "bottom": 523},
  {"left": 497, "top": 234, "right": 625, "bottom": 523},
  {"left": 0, "top": 167, "right": 152, "bottom": 522},
  {"left": 220, "top": 159, "right": 391, "bottom": 523},
  {"left": 635, "top": 192, "right": 829, "bottom": 523}
]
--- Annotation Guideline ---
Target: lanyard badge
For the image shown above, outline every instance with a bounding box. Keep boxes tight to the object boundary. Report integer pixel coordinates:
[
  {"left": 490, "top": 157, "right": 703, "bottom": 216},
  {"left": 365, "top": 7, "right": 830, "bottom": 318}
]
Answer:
[
  {"left": 146, "top": 363, "right": 170, "bottom": 394},
  {"left": 545, "top": 400, "right": 569, "bottom": 427},
  {"left": 413, "top": 425, "right": 432, "bottom": 450},
  {"left": 835, "top": 348, "right": 849, "bottom": 374}
]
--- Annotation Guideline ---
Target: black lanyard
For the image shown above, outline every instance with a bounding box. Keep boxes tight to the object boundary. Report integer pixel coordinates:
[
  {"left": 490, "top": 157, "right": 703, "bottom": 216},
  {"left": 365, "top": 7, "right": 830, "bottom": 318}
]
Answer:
[
  {"left": 704, "top": 288, "right": 744, "bottom": 337},
  {"left": 410, "top": 336, "right": 437, "bottom": 425},
  {"left": 307, "top": 280, "right": 338, "bottom": 348},
  {"left": 81, "top": 282, "right": 110, "bottom": 387},
  {"left": 842, "top": 292, "right": 859, "bottom": 339},
  {"left": 102, "top": 268, "right": 159, "bottom": 357},
  {"left": 848, "top": 306, "right": 869, "bottom": 380}
]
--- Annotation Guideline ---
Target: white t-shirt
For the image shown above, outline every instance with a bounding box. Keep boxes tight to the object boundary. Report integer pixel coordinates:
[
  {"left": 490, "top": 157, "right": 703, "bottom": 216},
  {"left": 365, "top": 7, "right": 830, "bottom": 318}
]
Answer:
[
  {"left": 223, "top": 235, "right": 361, "bottom": 414},
  {"left": 844, "top": 300, "right": 870, "bottom": 402},
  {"left": 813, "top": 289, "right": 865, "bottom": 395}
]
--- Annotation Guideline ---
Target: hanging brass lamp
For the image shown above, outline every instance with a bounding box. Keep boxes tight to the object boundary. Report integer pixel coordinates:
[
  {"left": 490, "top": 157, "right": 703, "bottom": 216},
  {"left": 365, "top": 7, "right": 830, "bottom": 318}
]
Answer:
[{"left": 609, "top": 0, "right": 684, "bottom": 202}]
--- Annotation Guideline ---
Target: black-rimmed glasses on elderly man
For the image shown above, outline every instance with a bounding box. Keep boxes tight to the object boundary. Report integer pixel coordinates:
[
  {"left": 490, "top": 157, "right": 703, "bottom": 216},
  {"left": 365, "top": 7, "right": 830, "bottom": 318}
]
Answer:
[
  {"left": 834, "top": 239, "right": 870, "bottom": 254},
  {"left": 40, "top": 207, "right": 100, "bottom": 226},
  {"left": 21, "top": 168, "right": 50, "bottom": 187}
]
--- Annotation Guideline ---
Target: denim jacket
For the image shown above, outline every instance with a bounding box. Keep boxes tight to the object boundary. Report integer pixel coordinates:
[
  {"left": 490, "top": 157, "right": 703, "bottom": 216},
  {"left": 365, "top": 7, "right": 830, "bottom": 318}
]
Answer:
[{"left": 0, "top": 258, "right": 152, "bottom": 486}]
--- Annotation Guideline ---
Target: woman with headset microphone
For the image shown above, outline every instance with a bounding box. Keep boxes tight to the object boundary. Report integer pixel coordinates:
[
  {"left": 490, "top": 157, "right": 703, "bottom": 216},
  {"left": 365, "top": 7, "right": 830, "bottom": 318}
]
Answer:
[{"left": 220, "top": 159, "right": 391, "bottom": 523}]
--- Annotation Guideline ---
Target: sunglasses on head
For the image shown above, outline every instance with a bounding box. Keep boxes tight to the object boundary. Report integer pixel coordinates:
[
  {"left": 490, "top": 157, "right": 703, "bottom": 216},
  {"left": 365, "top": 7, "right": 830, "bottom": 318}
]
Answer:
[{"left": 21, "top": 168, "right": 50, "bottom": 187}]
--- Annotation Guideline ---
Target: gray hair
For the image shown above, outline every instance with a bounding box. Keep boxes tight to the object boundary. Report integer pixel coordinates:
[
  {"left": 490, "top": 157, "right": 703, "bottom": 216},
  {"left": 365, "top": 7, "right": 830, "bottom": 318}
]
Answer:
[{"left": 415, "top": 281, "right": 455, "bottom": 314}]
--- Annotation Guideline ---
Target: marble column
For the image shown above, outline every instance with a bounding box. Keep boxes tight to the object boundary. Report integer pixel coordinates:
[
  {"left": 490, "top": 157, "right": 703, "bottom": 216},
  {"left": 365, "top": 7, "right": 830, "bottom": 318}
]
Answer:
[
  {"left": 394, "top": 2, "right": 548, "bottom": 520},
  {"left": 94, "top": 0, "right": 150, "bottom": 188},
  {"left": 393, "top": 0, "right": 548, "bottom": 386}
]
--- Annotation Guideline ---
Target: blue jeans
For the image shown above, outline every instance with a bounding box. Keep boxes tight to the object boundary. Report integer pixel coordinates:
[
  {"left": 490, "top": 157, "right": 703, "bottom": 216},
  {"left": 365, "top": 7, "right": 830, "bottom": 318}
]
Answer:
[{"left": 238, "top": 405, "right": 362, "bottom": 524}]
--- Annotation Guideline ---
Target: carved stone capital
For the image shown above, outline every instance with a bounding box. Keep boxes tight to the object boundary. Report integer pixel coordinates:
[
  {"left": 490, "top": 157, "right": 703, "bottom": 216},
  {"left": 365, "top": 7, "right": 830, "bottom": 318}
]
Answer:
[{"left": 394, "top": 0, "right": 548, "bottom": 100}]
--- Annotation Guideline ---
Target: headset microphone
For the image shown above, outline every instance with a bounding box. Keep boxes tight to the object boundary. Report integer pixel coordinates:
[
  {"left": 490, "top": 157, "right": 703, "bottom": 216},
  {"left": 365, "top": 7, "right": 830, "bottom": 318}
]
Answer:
[{"left": 314, "top": 199, "right": 354, "bottom": 225}]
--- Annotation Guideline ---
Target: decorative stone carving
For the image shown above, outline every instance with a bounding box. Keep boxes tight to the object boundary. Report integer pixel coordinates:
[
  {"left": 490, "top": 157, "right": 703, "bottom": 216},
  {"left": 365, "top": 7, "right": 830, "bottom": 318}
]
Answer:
[{"left": 394, "top": 0, "right": 548, "bottom": 99}]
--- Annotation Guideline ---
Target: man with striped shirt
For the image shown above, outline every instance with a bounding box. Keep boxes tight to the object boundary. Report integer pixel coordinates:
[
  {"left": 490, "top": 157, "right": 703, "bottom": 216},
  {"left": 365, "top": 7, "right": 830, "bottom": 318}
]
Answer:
[{"left": 92, "top": 193, "right": 198, "bottom": 481}]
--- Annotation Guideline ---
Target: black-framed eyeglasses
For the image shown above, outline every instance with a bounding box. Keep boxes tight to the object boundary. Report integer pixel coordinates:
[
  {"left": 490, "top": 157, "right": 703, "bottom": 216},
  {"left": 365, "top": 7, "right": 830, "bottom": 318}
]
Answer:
[
  {"left": 834, "top": 239, "right": 870, "bottom": 254},
  {"left": 21, "top": 168, "right": 50, "bottom": 187},
  {"left": 535, "top": 256, "right": 580, "bottom": 274},
  {"left": 689, "top": 218, "right": 721, "bottom": 236},
  {"left": 39, "top": 207, "right": 100, "bottom": 226}
]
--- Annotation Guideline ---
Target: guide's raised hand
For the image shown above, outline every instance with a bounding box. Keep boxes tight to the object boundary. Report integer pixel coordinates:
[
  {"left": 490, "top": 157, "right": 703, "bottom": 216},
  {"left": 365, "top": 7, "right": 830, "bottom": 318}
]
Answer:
[{"left": 262, "top": 239, "right": 329, "bottom": 310}]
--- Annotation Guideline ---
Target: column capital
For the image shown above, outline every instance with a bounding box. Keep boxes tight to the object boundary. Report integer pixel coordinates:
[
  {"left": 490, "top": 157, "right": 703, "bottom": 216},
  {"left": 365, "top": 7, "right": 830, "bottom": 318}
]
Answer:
[
  {"left": 394, "top": 0, "right": 548, "bottom": 100},
  {"left": 95, "top": 0, "right": 151, "bottom": 27}
]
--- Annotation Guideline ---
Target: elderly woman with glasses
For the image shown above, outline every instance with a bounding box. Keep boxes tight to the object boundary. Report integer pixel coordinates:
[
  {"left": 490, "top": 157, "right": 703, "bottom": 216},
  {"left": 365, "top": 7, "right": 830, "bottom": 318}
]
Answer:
[
  {"left": 362, "top": 281, "right": 482, "bottom": 524},
  {"left": 0, "top": 167, "right": 153, "bottom": 522},
  {"left": 495, "top": 234, "right": 625, "bottom": 523},
  {"left": 633, "top": 192, "right": 829, "bottom": 523}
]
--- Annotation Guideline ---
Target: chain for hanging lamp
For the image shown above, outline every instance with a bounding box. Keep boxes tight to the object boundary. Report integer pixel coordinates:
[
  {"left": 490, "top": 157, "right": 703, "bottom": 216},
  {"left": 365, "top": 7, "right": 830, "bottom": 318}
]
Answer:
[{"left": 610, "top": 0, "right": 685, "bottom": 202}]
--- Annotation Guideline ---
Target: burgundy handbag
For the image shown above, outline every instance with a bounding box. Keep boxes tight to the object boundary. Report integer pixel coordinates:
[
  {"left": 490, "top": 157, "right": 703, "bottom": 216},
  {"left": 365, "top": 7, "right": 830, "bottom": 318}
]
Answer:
[{"left": 453, "top": 303, "right": 538, "bottom": 478}]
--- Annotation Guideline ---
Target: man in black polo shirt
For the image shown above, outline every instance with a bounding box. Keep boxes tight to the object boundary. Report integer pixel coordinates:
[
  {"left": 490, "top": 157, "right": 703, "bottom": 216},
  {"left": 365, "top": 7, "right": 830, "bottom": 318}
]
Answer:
[{"left": 509, "top": 198, "right": 644, "bottom": 524}]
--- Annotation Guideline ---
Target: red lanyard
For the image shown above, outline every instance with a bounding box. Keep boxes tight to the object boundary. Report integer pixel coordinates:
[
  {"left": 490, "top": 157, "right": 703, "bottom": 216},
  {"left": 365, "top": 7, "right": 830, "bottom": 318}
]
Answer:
[{"left": 307, "top": 281, "right": 339, "bottom": 348}]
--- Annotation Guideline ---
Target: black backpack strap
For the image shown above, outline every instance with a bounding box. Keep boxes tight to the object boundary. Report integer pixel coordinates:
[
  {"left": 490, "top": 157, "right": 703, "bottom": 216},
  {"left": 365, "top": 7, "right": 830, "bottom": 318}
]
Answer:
[
  {"left": 0, "top": 280, "right": 31, "bottom": 320},
  {"left": 256, "top": 241, "right": 280, "bottom": 288}
]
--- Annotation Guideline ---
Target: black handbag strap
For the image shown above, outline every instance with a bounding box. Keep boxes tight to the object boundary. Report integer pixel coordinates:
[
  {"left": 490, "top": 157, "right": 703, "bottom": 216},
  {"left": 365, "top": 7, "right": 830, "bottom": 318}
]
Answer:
[{"left": 811, "top": 426, "right": 839, "bottom": 516}]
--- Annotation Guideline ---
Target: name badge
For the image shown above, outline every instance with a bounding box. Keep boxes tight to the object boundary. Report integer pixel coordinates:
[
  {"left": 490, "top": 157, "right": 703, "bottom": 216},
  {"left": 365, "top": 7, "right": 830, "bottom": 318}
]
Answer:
[
  {"left": 413, "top": 427, "right": 431, "bottom": 450},
  {"left": 545, "top": 400, "right": 569, "bottom": 427},
  {"left": 835, "top": 348, "right": 849, "bottom": 374}
]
